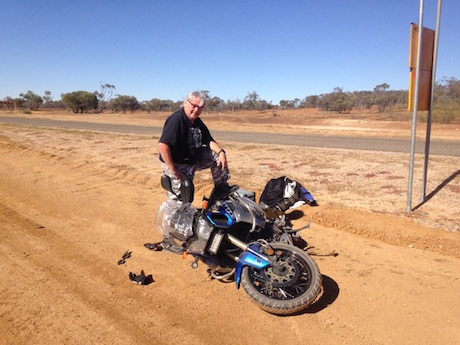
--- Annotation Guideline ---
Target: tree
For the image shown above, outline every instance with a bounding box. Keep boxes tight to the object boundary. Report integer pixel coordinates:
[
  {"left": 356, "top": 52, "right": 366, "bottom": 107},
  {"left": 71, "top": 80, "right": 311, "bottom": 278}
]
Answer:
[
  {"left": 434, "top": 77, "right": 460, "bottom": 103},
  {"left": 373, "top": 83, "right": 390, "bottom": 92},
  {"left": 42, "top": 90, "right": 62, "bottom": 109},
  {"left": 433, "top": 77, "right": 460, "bottom": 123},
  {"left": 206, "top": 96, "right": 225, "bottom": 111},
  {"left": 143, "top": 98, "right": 175, "bottom": 112},
  {"left": 242, "top": 91, "right": 260, "bottom": 110},
  {"left": 94, "top": 83, "right": 115, "bottom": 113},
  {"left": 352, "top": 91, "right": 374, "bottom": 112},
  {"left": 226, "top": 98, "right": 241, "bottom": 112},
  {"left": 301, "top": 95, "right": 319, "bottom": 108},
  {"left": 110, "top": 95, "right": 139, "bottom": 113},
  {"left": 43, "top": 90, "right": 53, "bottom": 105},
  {"left": 317, "top": 87, "right": 354, "bottom": 114},
  {"left": 61, "top": 91, "right": 98, "bottom": 113},
  {"left": 373, "top": 83, "right": 394, "bottom": 112},
  {"left": 144, "top": 98, "right": 163, "bottom": 112},
  {"left": 280, "top": 98, "right": 300, "bottom": 109},
  {"left": 19, "top": 90, "right": 43, "bottom": 111},
  {"left": 200, "top": 90, "right": 211, "bottom": 101}
]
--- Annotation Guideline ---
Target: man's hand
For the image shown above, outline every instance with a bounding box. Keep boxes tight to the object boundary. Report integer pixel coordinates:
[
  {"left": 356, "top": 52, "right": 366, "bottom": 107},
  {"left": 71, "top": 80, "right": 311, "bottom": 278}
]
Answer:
[
  {"left": 210, "top": 141, "right": 228, "bottom": 172},
  {"left": 159, "top": 142, "right": 185, "bottom": 179},
  {"left": 172, "top": 167, "right": 185, "bottom": 180},
  {"left": 217, "top": 151, "right": 227, "bottom": 171}
]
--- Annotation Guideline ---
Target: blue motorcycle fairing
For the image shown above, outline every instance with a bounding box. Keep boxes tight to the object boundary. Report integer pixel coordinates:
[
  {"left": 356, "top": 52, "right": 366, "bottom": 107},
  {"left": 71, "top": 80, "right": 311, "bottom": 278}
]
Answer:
[
  {"left": 235, "top": 244, "right": 270, "bottom": 289},
  {"left": 205, "top": 204, "right": 236, "bottom": 228}
]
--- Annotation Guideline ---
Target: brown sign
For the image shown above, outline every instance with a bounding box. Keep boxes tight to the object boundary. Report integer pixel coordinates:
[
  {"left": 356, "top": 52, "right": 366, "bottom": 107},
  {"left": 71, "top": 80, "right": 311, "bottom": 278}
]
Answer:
[{"left": 408, "top": 23, "right": 435, "bottom": 111}]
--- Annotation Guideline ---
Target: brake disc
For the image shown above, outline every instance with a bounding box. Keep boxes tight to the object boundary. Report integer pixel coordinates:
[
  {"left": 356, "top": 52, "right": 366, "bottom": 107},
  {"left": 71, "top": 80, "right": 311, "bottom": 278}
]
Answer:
[{"left": 260, "top": 256, "right": 300, "bottom": 288}]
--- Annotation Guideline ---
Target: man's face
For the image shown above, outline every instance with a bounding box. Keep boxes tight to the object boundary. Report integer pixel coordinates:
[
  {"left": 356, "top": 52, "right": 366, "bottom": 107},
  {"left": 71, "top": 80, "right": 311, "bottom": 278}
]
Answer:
[{"left": 184, "top": 97, "right": 204, "bottom": 123}]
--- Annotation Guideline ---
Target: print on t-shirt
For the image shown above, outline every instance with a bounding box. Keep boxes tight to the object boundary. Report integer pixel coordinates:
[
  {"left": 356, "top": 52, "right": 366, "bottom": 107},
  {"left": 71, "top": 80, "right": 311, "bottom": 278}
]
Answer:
[{"left": 190, "top": 127, "right": 202, "bottom": 148}]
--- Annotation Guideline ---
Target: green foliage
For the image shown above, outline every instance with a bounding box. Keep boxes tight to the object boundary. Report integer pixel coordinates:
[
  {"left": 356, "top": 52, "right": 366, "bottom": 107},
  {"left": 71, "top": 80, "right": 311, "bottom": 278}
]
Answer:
[
  {"left": 432, "top": 77, "right": 460, "bottom": 124},
  {"left": 301, "top": 95, "right": 319, "bottom": 109},
  {"left": 94, "top": 83, "right": 116, "bottom": 113},
  {"left": 143, "top": 98, "right": 177, "bottom": 112},
  {"left": 206, "top": 96, "right": 226, "bottom": 111},
  {"left": 433, "top": 104, "right": 458, "bottom": 124},
  {"left": 19, "top": 90, "right": 43, "bottom": 111},
  {"left": 110, "top": 95, "right": 139, "bottom": 114},
  {"left": 241, "top": 91, "right": 272, "bottom": 111},
  {"left": 373, "top": 83, "right": 390, "bottom": 92},
  {"left": 352, "top": 91, "right": 374, "bottom": 112},
  {"left": 61, "top": 91, "right": 98, "bottom": 113},
  {"left": 434, "top": 77, "right": 460, "bottom": 101},
  {"left": 2, "top": 77, "right": 459, "bottom": 123},
  {"left": 301, "top": 84, "right": 409, "bottom": 115},
  {"left": 43, "top": 90, "right": 53, "bottom": 105},
  {"left": 317, "top": 87, "right": 354, "bottom": 113},
  {"left": 42, "top": 90, "right": 63, "bottom": 109},
  {"left": 242, "top": 91, "right": 260, "bottom": 110},
  {"left": 226, "top": 99, "right": 242, "bottom": 112},
  {"left": 279, "top": 98, "right": 300, "bottom": 109}
]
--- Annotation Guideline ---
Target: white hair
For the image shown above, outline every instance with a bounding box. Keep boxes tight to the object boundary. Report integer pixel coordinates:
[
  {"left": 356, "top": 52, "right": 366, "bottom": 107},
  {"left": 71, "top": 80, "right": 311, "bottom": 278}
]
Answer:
[{"left": 184, "top": 91, "right": 206, "bottom": 107}]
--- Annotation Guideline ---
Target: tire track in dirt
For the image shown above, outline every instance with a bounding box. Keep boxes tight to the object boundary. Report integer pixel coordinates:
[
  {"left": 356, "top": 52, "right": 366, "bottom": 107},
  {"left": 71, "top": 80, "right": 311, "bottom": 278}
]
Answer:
[
  {"left": 1, "top": 126, "right": 459, "bottom": 344},
  {"left": 0, "top": 200, "right": 227, "bottom": 344},
  {"left": 0, "top": 136, "right": 339, "bottom": 345}
]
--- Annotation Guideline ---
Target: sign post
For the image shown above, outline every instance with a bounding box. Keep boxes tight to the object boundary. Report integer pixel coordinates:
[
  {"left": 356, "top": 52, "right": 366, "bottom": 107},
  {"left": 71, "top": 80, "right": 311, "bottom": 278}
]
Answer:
[
  {"left": 420, "top": 0, "right": 442, "bottom": 202},
  {"left": 406, "top": 0, "right": 426, "bottom": 215},
  {"left": 406, "top": 0, "right": 442, "bottom": 214}
]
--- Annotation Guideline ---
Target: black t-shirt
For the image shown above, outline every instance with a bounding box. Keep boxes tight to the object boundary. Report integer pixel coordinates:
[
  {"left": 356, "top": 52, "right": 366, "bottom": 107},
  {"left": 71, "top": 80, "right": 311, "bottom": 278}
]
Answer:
[{"left": 159, "top": 108, "right": 214, "bottom": 164}]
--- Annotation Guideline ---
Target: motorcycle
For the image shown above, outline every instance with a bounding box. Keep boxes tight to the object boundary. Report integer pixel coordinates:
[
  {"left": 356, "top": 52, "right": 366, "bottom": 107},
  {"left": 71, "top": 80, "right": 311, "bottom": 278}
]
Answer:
[{"left": 154, "top": 176, "right": 322, "bottom": 315}]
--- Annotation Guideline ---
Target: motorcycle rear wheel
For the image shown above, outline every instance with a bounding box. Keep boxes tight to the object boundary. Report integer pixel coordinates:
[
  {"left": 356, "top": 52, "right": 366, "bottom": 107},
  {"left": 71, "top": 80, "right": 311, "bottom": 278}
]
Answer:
[{"left": 240, "top": 242, "right": 322, "bottom": 315}]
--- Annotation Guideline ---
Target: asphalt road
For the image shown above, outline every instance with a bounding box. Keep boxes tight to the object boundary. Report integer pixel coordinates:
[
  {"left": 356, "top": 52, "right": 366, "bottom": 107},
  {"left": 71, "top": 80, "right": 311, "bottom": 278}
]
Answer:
[{"left": 0, "top": 116, "right": 458, "bottom": 157}]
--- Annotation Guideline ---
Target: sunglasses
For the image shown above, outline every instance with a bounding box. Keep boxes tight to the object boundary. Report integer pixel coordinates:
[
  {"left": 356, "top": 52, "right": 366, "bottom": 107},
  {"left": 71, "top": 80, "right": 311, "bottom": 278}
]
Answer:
[{"left": 188, "top": 100, "right": 205, "bottom": 111}]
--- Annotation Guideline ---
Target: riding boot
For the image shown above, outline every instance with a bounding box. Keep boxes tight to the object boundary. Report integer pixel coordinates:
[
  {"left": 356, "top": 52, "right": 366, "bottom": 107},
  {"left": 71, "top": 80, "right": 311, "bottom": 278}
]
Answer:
[{"left": 208, "top": 183, "right": 231, "bottom": 207}]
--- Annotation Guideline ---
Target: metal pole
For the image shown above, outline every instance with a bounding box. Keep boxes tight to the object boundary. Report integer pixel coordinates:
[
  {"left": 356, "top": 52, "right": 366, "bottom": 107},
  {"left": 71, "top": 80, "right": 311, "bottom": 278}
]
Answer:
[
  {"left": 406, "top": 0, "right": 425, "bottom": 214},
  {"left": 420, "top": 0, "right": 442, "bottom": 202}
]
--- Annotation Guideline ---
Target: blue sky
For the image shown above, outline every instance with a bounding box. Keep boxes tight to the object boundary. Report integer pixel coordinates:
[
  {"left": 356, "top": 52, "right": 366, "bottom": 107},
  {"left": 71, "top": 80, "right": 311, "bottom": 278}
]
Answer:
[{"left": 1, "top": 0, "right": 458, "bottom": 105}]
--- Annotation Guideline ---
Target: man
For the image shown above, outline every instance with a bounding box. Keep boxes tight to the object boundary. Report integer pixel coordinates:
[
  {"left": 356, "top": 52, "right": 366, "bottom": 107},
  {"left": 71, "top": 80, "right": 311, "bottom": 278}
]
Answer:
[
  {"left": 153, "top": 91, "right": 230, "bottom": 253},
  {"left": 159, "top": 90, "right": 230, "bottom": 198}
]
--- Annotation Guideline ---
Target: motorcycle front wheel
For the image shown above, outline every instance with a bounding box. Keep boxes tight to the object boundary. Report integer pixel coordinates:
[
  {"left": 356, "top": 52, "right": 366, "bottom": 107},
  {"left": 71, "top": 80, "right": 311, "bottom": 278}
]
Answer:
[{"left": 240, "top": 242, "right": 322, "bottom": 315}]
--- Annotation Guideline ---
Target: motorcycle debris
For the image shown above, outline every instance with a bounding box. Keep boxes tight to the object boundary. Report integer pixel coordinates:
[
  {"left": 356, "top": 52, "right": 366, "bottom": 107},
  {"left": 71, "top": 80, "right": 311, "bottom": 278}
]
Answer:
[
  {"left": 144, "top": 240, "right": 184, "bottom": 254},
  {"left": 117, "top": 250, "right": 132, "bottom": 265},
  {"left": 129, "top": 270, "right": 154, "bottom": 285},
  {"left": 144, "top": 242, "right": 163, "bottom": 251}
]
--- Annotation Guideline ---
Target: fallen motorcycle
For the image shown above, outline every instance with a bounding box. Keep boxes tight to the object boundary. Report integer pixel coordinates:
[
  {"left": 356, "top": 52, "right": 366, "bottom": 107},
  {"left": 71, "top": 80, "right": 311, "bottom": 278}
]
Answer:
[{"left": 153, "top": 176, "right": 322, "bottom": 315}]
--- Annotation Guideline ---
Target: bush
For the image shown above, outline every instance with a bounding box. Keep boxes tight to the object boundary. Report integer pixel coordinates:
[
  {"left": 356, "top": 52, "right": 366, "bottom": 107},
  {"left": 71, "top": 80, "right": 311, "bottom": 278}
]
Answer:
[{"left": 61, "top": 91, "right": 98, "bottom": 113}]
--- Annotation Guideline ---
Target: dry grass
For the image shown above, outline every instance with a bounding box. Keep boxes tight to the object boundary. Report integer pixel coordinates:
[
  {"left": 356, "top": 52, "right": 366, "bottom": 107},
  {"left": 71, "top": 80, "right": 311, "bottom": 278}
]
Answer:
[{"left": 1, "top": 109, "right": 459, "bottom": 232}]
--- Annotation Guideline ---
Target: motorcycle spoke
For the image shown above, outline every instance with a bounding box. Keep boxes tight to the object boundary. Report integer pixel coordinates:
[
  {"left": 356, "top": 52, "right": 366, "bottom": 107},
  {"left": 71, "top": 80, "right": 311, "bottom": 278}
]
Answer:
[
  {"left": 294, "top": 284, "right": 306, "bottom": 295},
  {"left": 278, "top": 288, "right": 295, "bottom": 299}
]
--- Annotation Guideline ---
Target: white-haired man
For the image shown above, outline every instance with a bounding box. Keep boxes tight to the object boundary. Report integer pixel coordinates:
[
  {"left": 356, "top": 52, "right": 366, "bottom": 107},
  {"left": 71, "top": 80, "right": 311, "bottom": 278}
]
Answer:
[{"left": 155, "top": 91, "right": 231, "bottom": 252}]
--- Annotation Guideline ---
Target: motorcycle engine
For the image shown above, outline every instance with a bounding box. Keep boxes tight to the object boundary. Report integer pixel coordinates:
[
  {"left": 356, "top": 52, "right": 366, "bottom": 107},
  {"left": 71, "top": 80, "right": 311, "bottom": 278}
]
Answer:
[
  {"left": 155, "top": 200, "right": 196, "bottom": 241},
  {"left": 155, "top": 199, "right": 182, "bottom": 236},
  {"left": 187, "top": 216, "right": 214, "bottom": 255},
  {"left": 169, "top": 203, "right": 197, "bottom": 241}
]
